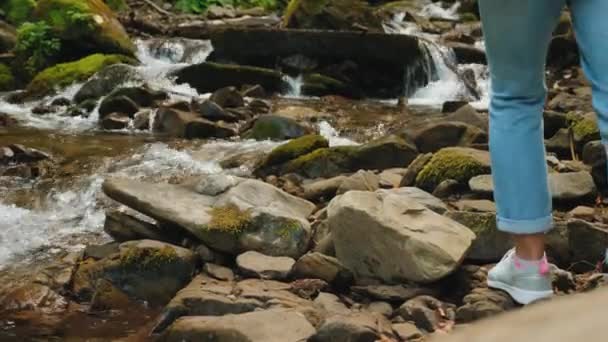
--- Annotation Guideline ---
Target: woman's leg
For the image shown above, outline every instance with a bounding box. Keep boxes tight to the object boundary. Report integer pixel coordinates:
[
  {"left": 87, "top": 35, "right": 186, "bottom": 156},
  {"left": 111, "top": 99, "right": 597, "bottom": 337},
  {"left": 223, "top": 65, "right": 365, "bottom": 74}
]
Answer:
[
  {"left": 479, "top": 0, "right": 564, "bottom": 249},
  {"left": 478, "top": 0, "right": 565, "bottom": 304},
  {"left": 569, "top": 0, "right": 608, "bottom": 141}
]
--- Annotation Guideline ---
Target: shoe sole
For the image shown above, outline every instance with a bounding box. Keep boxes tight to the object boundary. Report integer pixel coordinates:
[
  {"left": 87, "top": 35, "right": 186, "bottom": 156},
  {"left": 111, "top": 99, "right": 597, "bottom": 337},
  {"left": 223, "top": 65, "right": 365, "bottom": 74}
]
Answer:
[{"left": 487, "top": 280, "right": 553, "bottom": 305}]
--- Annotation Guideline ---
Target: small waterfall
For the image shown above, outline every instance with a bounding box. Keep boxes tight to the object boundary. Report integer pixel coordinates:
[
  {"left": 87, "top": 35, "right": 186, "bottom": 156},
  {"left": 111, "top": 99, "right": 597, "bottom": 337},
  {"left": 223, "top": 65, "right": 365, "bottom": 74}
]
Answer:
[{"left": 284, "top": 74, "right": 304, "bottom": 98}]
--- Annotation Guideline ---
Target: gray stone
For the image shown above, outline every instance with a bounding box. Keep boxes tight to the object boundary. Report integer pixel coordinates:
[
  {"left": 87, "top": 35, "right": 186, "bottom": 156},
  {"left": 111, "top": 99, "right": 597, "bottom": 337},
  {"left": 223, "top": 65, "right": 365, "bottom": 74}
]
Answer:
[
  {"left": 309, "top": 312, "right": 396, "bottom": 342},
  {"left": 204, "top": 263, "right": 235, "bottom": 281},
  {"left": 397, "top": 295, "right": 456, "bottom": 332},
  {"left": 469, "top": 171, "right": 597, "bottom": 201},
  {"left": 328, "top": 191, "right": 475, "bottom": 283},
  {"left": 351, "top": 284, "right": 437, "bottom": 303},
  {"left": 336, "top": 170, "right": 380, "bottom": 195},
  {"left": 194, "top": 174, "right": 242, "bottom": 196},
  {"left": 103, "top": 209, "right": 176, "bottom": 243},
  {"left": 160, "top": 309, "right": 315, "bottom": 342},
  {"left": 452, "top": 200, "right": 496, "bottom": 213},
  {"left": 293, "top": 252, "right": 353, "bottom": 286},
  {"left": 446, "top": 104, "right": 488, "bottom": 130},
  {"left": 366, "top": 301, "right": 393, "bottom": 317},
  {"left": 313, "top": 292, "right": 351, "bottom": 315},
  {"left": 414, "top": 121, "right": 487, "bottom": 153},
  {"left": 236, "top": 251, "right": 295, "bottom": 280},
  {"left": 392, "top": 322, "right": 423, "bottom": 341},
  {"left": 455, "top": 287, "right": 516, "bottom": 323},
  {"left": 378, "top": 187, "right": 448, "bottom": 214},
  {"left": 568, "top": 219, "right": 608, "bottom": 264}
]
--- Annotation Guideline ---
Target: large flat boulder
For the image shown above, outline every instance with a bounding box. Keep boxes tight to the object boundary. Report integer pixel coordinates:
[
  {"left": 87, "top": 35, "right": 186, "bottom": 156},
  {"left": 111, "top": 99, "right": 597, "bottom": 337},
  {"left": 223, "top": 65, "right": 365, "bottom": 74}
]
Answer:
[{"left": 327, "top": 190, "right": 475, "bottom": 283}]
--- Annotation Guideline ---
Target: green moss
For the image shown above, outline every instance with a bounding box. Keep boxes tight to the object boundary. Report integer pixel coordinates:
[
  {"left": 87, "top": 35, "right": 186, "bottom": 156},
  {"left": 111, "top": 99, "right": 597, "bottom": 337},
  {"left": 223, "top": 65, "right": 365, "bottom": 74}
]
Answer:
[
  {"left": 265, "top": 134, "right": 328, "bottom": 167},
  {"left": 276, "top": 218, "right": 301, "bottom": 238},
  {"left": 0, "top": 64, "right": 15, "bottom": 91},
  {"left": 416, "top": 148, "right": 490, "bottom": 191},
  {"left": 572, "top": 117, "right": 599, "bottom": 140},
  {"left": 35, "top": 0, "right": 136, "bottom": 56},
  {"left": 283, "top": 145, "right": 358, "bottom": 178},
  {"left": 119, "top": 246, "right": 179, "bottom": 271},
  {"left": 25, "top": 53, "right": 136, "bottom": 98},
  {"left": 207, "top": 204, "right": 252, "bottom": 234},
  {"left": 2, "top": 0, "right": 37, "bottom": 25}
]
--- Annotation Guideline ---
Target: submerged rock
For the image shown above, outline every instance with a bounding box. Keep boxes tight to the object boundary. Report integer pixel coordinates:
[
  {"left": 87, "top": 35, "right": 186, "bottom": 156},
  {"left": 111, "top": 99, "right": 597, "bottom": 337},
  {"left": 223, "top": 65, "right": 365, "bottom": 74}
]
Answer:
[
  {"left": 243, "top": 114, "right": 312, "bottom": 141},
  {"left": 74, "top": 64, "right": 144, "bottom": 103},
  {"left": 327, "top": 190, "right": 475, "bottom": 283},
  {"left": 153, "top": 107, "right": 237, "bottom": 139}
]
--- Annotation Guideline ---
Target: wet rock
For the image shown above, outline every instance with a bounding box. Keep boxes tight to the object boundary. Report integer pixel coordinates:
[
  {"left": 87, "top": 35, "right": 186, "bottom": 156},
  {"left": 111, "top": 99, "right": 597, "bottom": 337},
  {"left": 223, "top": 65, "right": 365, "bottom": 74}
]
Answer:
[
  {"left": 379, "top": 187, "right": 448, "bottom": 214},
  {"left": 102, "top": 178, "right": 316, "bottom": 258},
  {"left": 392, "top": 322, "right": 423, "bottom": 341},
  {"left": 159, "top": 309, "right": 316, "bottom": 342},
  {"left": 442, "top": 101, "right": 468, "bottom": 113},
  {"left": 248, "top": 98, "right": 271, "bottom": 114},
  {"left": 336, "top": 170, "right": 380, "bottom": 195},
  {"left": 397, "top": 295, "right": 456, "bottom": 332},
  {"left": 210, "top": 86, "right": 244, "bottom": 108},
  {"left": 416, "top": 147, "right": 491, "bottom": 192},
  {"left": 242, "top": 85, "right": 267, "bottom": 98},
  {"left": 290, "top": 278, "right": 329, "bottom": 300},
  {"left": 35, "top": 0, "right": 135, "bottom": 56},
  {"left": 400, "top": 153, "right": 433, "bottom": 187},
  {"left": 0, "top": 283, "right": 68, "bottom": 317},
  {"left": 110, "top": 86, "right": 168, "bottom": 107},
  {"left": 568, "top": 219, "right": 608, "bottom": 264},
  {"left": 0, "top": 144, "right": 50, "bottom": 164},
  {"left": 99, "top": 113, "right": 130, "bottom": 130},
  {"left": 413, "top": 121, "right": 487, "bottom": 153},
  {"left": 302, "top": 73, "right": 362, "bottom": 98},
  {"left": 470, "top": 171, "right": 597, "bottom": 201},
  {"left": 378, "top": 168, "right": 406, "bottom": 188},
  {"left": 194, "top": 174, "right": 242, "bottom": 196},
  {"left": 133, "top": 110, "right": 151, "bottom": 130},
  {"left": 74, "top": 64, "right": 144, "bottom": 103},
  {"left": 283, "top": 0, "right": 382, "bottom": 31},
  {"left": 447, "top": 42, "right": 487, "bottom": 64},
  {"left": 447, "top": 211, "right": 510, "bottom": 262},
  {"left": 173, "top": 61, "right": 285, "bottom": 94},
  {"left": 292, "top": 252, "right": 354, "bottom": 287},
  {"left": 203, "top": 263, "right": 235, "bottom": 281},
  {"left": 90, "top": 279, "right": 133, "bottom": 311},
  {"left": 283, "top": 135, "right": 419, "bottom": 179},
  {"left": 281, "top": 54, "right": 318, "bottom": 74},
  {"left": 327, "top": 190, "right": 475, "bottom": 283},
  {"left": 104, "top": 209, "right": 179, "bottom": 243},
  {"left": 452, "top": 199, "right": 496, "bottom": 213},
  {"left": 83, "top": 242, "right": 121, "bottom": 260},
  {"left": 243, "top": 114, "right": 311, "bottom": 141},
  {"left": 72, "top": 240, "right": 196, "bottom": 305},
  {"left": 236, "top": 251, "right": 295, "bottom": 280},
  {"left": 153, "top": 107, "right": 236, "bottom": 139},
  {"left": 366, "top": 301, "right": 393, "bottom": 317},
  {"left": 195, "top": 244, "right": 217, "bottom": 263},
  {"left": 99, "top": 95, "right": 139, "bottom": 119},
  {"left": 456, "top": 288, "right": 516, "bottom": 323},
  {"left": 31, "top": 104, "right": 59, "bottom": 115},
  {"left": 309, "top": 312, "right": 396, "bottom": 342},
  {"left": 569, "top": 206, "right": 596, "bottom": 221},
  {"left": 546, "top": 128, "right": 572, "bottom": 159},
  {"left": 197, "top": 100, "right": 239, "bottom": 122},
  {"left": 0, "top": 112, "right": 18, "bottom": 127},
  {"left": 300, "top": 176, "right": 347, "bottom": 202},
  {"left": 351, "top": 284, "right": 437, "bottom": 303}
]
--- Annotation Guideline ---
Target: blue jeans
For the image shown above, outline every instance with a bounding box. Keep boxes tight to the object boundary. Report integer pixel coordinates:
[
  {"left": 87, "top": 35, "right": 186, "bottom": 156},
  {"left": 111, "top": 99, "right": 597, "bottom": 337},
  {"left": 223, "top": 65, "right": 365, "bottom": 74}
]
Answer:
[{"left": 479, "top": 0, "right": 608, "bottom": 234}]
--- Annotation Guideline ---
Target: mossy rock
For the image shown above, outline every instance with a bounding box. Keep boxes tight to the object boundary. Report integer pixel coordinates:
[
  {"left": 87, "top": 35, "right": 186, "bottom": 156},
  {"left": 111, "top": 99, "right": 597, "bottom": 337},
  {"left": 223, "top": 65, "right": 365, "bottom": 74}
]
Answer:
[
  {"left": 283, "top": 0, "right": 383, "bottom": 31},
  {"left": 572, "top": 114, "right": 600, "bottom": 142},
  {"left": 261, "top": 134, "right": 329, "bottom": 170},
  {"left": 243, "top": 114, "right": 311, "bottom": 141},
  {"left": 301, "top": 73, "right": 362, "bottom": 98},
  {"left": 283, "top": 135, "right": 419, "bottom": 178},
  {"left": 416, "top": 147, "right": 491, "bottom": 192},
  {"left": 25, "top": 53, "right": 136, "bottom": 98},
  {"left": 0, "top": 63, "right": 15, "bottom": 91},
  {"left": 1, "top": 0, "right": 37, "bottom": 25},
  {"left": 35, "top": 0, "right": 135, "bottom": 57},
  {"left": 447, "top": 211, "right": 510, "bottom": 262}
]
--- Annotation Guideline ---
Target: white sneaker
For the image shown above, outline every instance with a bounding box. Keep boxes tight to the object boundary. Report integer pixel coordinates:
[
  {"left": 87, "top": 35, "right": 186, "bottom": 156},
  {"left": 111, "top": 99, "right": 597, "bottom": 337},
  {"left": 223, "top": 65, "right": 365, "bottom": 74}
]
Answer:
[{"left": 487, "top": 249, "right": 554, "bottom": 305}]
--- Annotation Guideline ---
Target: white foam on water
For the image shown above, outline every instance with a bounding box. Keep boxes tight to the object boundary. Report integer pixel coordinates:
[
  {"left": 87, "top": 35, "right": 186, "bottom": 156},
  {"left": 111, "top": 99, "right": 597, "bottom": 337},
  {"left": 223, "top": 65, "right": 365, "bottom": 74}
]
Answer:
[
  {"left": 419, "top": 1, "right": 460, "bottom": 20},
  {"left": 283, "top": 74, "right": 304, "bottom": 98},
  {"left": 318, "top": 121, "right": 359, "bottom": 146}
]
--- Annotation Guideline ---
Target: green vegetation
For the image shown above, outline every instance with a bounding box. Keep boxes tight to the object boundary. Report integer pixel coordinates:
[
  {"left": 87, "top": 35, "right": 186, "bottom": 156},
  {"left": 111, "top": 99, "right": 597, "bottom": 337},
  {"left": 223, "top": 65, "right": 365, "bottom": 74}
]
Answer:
[
  {"left": 0, "top": 64, "right": 15, "bottom": 91},
  {"left": 15, "top": 21, "right": 61, "bottom": 77},
  {"left": 264, "top": 134, "right": 329, "bottom": 167},
  {"left": 2, "top": 0, "right": 37, "bottom": 25},
  {"left": 173, "top": 0, "right": 278, "bottom": 13}
]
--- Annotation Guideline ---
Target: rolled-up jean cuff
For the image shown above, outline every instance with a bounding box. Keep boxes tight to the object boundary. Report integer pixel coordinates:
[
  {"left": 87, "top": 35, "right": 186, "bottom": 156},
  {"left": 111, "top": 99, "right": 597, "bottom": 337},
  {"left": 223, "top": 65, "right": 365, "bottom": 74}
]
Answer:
[{"left": 496, "top": 215, "right": 553, "bottom": 234}]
